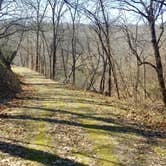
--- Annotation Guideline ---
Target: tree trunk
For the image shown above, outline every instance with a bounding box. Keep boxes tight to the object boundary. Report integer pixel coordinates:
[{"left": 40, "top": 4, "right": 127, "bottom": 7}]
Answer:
[
  {"left": 52, "top": 17, "right": 57, "bottom": 79},
  {"left": 108, "top": 64, "right": 112, "bottom": 96},
  {"left": 100, "top": 60, "right": 107, "bottom": 94},
  {"left": 150, "top": 21, "right": 166, "bottom": 105},
  {"left": 36, "top": 28, "right": 39, "bottom": 71}
]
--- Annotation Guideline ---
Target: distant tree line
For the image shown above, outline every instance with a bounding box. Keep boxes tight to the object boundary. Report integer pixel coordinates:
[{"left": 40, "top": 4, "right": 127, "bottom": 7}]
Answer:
[{"left": 1, "top": 0, "right": 166, "bottom": 106}]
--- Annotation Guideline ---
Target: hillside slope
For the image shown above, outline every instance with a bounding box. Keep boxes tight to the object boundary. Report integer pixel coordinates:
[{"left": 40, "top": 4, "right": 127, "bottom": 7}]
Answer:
[
  {"left": 0, "top": 63, "right": 21, "bottom": 100},
  {"left": 0, "top": 66, "right": 165, "bottom": 166}
]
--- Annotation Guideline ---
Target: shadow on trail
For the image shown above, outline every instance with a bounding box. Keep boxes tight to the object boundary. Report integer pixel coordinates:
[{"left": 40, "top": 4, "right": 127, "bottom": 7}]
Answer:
[
  {"left": 17, "top": 81, "right": 117, "bottom": 108},
  {"left": 6, "top": 105, "right": 119, "bottom": 122},
  {"left": 0, "top": 141, "right": 86, "bottom": 166},
  {"left": 5, "top": 104, "right": 166, "bottom": 139},
  {"left": 0, "top": 136, "right": 55, "bottom": 149},
  {"left": 1, "top": 113, "right": 165, "bottom": 139},
  {"left": 73, "top": 152, "right": 126, "bottom": 166},
  {"left": 16, "top": 96, "right": 116, "bottom": 108}
]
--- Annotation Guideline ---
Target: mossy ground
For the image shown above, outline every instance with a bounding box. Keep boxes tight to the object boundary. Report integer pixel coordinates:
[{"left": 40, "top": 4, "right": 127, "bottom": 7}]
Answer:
[{"left": 0, "top": 66, "right": 165, "bottom": 166}]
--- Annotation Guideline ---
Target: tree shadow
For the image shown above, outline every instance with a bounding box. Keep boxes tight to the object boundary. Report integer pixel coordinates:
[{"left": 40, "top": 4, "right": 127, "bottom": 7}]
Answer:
[
  {"left": 24, "top": 83, "right": 63, "bottom": 87},
  {"left": 5, "top": 104, "right": 166, "bottom": 139},
  {"left": 0, "top": 141, "right": 86, "bottom": 166},
  {"left": 73, "top": 152, "right": 126, "bottom": 166},
  {"left": 13, "top": 95, "right": 128, "bottom": 111},
  {"left": 0, "top": 136, "right": 55, "bottom": 149},
  {"left": 1, "top": 113, "right": 165, "bottom": 139}
]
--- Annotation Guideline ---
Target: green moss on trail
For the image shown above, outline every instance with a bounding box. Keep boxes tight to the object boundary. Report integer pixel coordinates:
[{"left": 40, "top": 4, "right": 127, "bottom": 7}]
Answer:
[
  {"left": 80, "top": 119, "right": 118, "bottom": 166},
  {"left": 33, "top": 122, "right": 51, "bottom": 148},
  {"left": 154, "top": 147, "right": 166, "bottom": 156}
]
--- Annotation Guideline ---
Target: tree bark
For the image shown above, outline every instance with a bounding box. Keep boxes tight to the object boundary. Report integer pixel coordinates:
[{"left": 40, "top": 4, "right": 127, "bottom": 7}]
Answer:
[{"left": 150, "top": 20, "right": 166, "bottom": 105}]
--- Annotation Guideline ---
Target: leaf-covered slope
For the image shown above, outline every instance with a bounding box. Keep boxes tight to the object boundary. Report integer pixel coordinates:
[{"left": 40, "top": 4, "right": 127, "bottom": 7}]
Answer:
[{"left": 0, "top": 62, "right": 21, "bottom": 100}]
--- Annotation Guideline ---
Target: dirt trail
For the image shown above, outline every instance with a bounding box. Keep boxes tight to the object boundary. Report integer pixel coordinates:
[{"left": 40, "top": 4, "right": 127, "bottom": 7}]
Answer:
[{"left": 0, "top": 67, "right": 165, "bottom": 166}]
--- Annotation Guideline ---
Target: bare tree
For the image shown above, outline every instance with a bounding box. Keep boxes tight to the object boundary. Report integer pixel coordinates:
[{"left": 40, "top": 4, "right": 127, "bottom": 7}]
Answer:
[
  {"left": 48, "top": 0, "right": 65, "bottom": 79},
  {"left": 116, "top": 0, "right": 166, "bottom": 104},
  {"left": 85, "top": 0, "right": 120, "bottom": 98},
  {"left": 66, "top": 0, "right": 79, "bottom": 85},
  {"left": 23, "top": 0, "right": 48, "bottom": 72}
]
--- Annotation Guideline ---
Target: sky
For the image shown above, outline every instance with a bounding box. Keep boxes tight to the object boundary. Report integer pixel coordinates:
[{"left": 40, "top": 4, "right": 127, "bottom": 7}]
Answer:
[{"left": 2, "top": 0, "right": 166, "bottom": 25}]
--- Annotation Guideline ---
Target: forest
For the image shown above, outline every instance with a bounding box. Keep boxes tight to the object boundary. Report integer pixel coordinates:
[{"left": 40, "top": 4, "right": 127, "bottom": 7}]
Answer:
[{"left": 0, "top": 0, "right": 166, "bottom": 166}]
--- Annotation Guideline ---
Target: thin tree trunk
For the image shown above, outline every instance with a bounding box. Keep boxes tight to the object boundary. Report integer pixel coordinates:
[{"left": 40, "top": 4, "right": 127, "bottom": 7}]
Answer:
[
  {"left": 150, "top": 21, "right": 166, "bottom": 105},
  {"left": 108, "top": 64, "right": 112, "bottom": 96},
  {"left": 100, "top": 59, "right": 107, "bottom": 94},
  {"left": 134, "top": 60, "right": 140, "bottom": 104},
  {"left": 61, "top": 49, "right": 68, "bottom": 81}
]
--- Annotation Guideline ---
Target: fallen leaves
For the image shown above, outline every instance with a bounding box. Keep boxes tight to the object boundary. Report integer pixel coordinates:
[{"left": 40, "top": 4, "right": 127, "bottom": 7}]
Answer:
[
  {"left": 0, "top": 113, "right": 8, "bottom": 118},
  {"left": 0, "top": 104, "right": 7, "bottom": 112}
]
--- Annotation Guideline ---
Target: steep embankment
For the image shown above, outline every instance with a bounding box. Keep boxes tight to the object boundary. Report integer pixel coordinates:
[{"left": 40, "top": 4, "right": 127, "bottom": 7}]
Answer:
[{"left": 0, "top": 62, "right": 21, "bottom": 100}]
